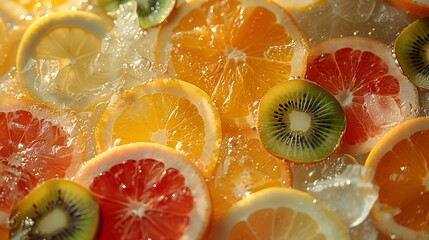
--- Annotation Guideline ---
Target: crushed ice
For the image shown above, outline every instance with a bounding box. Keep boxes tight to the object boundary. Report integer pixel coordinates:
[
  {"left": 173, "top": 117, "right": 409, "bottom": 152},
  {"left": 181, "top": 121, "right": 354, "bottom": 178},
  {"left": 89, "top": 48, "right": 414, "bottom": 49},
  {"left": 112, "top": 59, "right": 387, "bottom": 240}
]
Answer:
[{"left": 307, "top": 164, "right": 379, "bottom": 227}]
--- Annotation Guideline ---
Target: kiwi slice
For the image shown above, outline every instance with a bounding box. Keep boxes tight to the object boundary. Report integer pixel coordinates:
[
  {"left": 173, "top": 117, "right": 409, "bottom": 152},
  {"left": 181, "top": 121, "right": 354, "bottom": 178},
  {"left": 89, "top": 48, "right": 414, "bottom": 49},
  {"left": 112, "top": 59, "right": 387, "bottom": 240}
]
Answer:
[
  {"left": 395, "top": 17, "right": 429, "bottom": 89},
  {"left": 8, "top": 179, "right": 99, "bottom": 239},
  {"left": 98, "top": 0, "right": 176, "bottom": 29},
  {"left": 257, "top": 79, "right": 346, "bottom": 163}
]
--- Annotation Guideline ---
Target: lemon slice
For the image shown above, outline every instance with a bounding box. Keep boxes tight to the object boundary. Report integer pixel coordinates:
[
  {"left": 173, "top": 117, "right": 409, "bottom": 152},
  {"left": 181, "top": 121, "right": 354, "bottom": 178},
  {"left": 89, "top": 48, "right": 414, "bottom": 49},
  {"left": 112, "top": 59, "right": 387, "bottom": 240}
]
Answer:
[
  {"left": 95, "top": 78, "right": 222, "bottom": 178},
  {"left": 17, "top": 11, "right": 119, "bottom": 111},
  {"left": 216, "top": 187, "right": 350, "bottom": 239},
  {"left": 272, "top": 0, "right": 325, "bottom": 11}
]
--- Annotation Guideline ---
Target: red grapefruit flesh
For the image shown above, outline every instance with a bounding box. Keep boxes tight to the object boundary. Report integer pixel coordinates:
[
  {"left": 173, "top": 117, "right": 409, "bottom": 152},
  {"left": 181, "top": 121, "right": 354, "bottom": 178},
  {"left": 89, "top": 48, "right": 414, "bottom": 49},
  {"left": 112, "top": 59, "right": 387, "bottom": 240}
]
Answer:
[
  {"left": 0, "top": 100, "right": 85, "bottom": 230},
  {"left": 306, "top": 37, "right": 419, "bottom": 156},
  {"left": 74, "top": 142, "right": 211, "bottom": 240}
]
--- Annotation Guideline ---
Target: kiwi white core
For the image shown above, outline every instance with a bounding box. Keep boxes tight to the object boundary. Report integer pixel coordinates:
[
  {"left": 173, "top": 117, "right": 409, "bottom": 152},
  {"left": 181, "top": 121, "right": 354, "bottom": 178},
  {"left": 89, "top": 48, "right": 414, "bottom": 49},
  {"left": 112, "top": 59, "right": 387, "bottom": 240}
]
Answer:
[
  {"left": 289, "top": 111, "right": 311, "bottom": 132},
  {"left": 37, "top": 208, "right": 68, "bottom": 234}
]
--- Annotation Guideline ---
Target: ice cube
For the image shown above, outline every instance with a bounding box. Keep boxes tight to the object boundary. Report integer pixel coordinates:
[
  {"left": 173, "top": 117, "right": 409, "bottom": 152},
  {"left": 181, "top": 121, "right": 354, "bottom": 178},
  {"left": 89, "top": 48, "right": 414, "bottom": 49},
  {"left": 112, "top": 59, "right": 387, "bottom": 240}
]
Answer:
[
  {"left": 329, "top": 0, "right": 376, "bottom": 23},
  {"left": 349, "top": 217, "right": 378, "bottom": 240},
  {"left": 292, "top": 154, "right": 357, "bottom": 191},
  {"left": 307, "top": 164, "right": 379, "bottom": 227},
  {"left": 101, "top": 1, "right": 161, "bottom": 91},
  {"left": 364, "top": 93, "right": 403, "bottom": 128},
  {"left": 291, "top": 0, "right": 415, "bottom": 45}
]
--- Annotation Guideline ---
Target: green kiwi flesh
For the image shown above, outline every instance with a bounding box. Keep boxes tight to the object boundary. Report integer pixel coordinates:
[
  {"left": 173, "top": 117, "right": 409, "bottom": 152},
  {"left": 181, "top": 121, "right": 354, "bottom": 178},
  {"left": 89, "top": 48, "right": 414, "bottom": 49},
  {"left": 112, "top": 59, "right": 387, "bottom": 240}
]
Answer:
[
  {"left": 395, "top": 17, "right": 429, "bottom": 89},
  {"left": 98, "top": 0, "right": 176, "bottom": 29},
  {"left": 9, "top": 179, "right": 99, "bottom": 240},
  {"left": 257, "top": 79, "right": 346, "bottom": 163}
]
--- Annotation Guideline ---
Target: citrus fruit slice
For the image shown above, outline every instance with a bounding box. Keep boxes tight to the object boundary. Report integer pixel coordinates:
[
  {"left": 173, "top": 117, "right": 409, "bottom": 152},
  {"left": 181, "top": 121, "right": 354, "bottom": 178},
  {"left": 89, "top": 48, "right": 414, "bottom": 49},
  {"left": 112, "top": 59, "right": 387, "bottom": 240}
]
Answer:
[
  {"left": 215, "top": 187, "right": 350, "bottom": 239},
  {"left": 0, "top": 99, "right": 85, "bottom": 232},
  {"left": 74, "top": 142, "right": 211, "bottom": 240},
  {"left": 0, "top": 17, "right": 7, "bottom": 76},
  {"left": 16, "top": 10, "right": 118, "bottom": 111},
  {"left": 11, "top": 0, "right": 75, "bottom": 12},
  {"left": 95, "top": 78, "right": 222, "bottom": 178},
  {"left": 387, "top": 0, "right": 429, "bottom": 18},
  {"left": 207, "top": 129, "right": 292, "bottom": 223},
  {"left": 365, "top": 117, "right": 429, "bottom": 240},
  {"left": 271, "top": 0, "right": 325, "bottom": 12},
  {"left": 306, "top": 36, "right": 419, "bottom": 156},
  {"left": 0, "top": 18, "right": 34, "bottom": 77},
  {"left": 155, "top": 0, "right": 309, "bottom": 128}
]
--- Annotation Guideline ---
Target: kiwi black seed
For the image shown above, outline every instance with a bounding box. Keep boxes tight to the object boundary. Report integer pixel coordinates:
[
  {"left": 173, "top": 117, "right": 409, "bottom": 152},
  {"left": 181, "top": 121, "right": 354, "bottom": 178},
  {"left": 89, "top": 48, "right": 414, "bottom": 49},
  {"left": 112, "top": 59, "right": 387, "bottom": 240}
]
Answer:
[
  {"left": 257, "top": 79, "right": 346, "bottom": 163},
  {"left": 98, "top": 0, "right": 176, "bottom": 29},
  {"left": 395, "top": 17, "right": 429, "bottom": 89},
  {"left": 8, "top": 179, "right": 99, "bottom": 240}
]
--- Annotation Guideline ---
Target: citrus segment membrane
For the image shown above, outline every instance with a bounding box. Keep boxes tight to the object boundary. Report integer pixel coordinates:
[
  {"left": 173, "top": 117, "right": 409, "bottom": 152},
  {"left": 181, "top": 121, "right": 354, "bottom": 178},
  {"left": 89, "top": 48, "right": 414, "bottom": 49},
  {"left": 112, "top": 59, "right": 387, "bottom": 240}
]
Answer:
[
  {"left": 75, "top": 142, "right": 211, "bottom": 240},
  {"left": 365, "top": 117, "right": 429, "bottom": 240},
  {"left": 16, "top": 10, "right": 119, "bottom": 110},
  {"left": 95, "top": 78, "right": 221, "bottom": 177},
  {"left": 156, "top": 0, "right": 309, "bottom": 128},
  {"left": 306, "top": 36, "right": 419, "bottom": 156},
  {"left": 257, "top": 79, "right": 346, "bottom": 163},
  {"left": 215, "top": 187, "right": 350, "bottom": 239}
]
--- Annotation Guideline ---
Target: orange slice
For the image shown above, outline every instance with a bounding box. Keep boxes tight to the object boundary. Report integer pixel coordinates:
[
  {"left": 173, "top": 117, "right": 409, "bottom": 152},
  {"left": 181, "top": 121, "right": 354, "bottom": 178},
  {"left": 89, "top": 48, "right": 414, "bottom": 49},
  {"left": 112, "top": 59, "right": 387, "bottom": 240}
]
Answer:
[
  {"left": 207, "top": 129, "right": 292, "bottom": 223},
  {"left": 0, "top": 99, "right": 85, "bottom": 233},
  {"left": 215, "top": 187, "right": 350, "bottom": 239},
  {"left": 156, "top": 0, "right": 309, "bottom": 128},
  {"left": 95, "top": 78, "right": 222, "bottom": 178},
  {"left": 387, "top": 0, "right": 429, "bottom": 18},
  {"left": 74, "top": 142, "right": 211, "bottom": 239},
  {"left": 0, "top": 18, "right": 7, "bottom": 76},
  {"left": 365, "top": 117, "right": 429, "bottom": 240},
  {"left": 306, "top": 37, "right": 419, "bottom": 156}
]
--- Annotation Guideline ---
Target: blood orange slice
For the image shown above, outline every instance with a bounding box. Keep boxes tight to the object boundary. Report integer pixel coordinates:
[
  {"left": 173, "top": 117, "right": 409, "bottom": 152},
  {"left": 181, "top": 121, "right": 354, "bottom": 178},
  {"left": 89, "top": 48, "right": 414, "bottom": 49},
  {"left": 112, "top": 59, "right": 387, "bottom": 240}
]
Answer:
[
  {"left": 306, "top": 37, "right": 419, "bottom": 156},
  {"left": 0, "top": 99, "right": 85, "bottom": 232},
  {"left": 74, "top": 142, "right": 211, "bottom": 240}
]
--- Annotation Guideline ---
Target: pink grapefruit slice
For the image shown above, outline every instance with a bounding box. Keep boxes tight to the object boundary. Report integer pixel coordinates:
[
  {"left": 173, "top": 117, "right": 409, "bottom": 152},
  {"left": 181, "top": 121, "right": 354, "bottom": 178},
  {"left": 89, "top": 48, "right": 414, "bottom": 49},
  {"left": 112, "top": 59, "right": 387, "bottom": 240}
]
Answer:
[
  {"left": 0, "top": 99, "right": 85, "bottom": 233},
  {"left": 74, "top": 142, "right": 211, "bottom": 240},
  {"left": 306, "top": 36, "right": 419, "bottom": 156}
]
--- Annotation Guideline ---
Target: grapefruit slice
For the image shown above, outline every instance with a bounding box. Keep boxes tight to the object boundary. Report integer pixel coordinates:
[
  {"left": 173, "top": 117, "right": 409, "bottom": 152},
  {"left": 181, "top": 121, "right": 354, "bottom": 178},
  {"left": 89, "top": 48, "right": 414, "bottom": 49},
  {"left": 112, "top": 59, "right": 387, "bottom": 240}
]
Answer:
[
  {"left": 0, "top": 99, "right": 85, "bottom": 232},
  {"left": 215, "top": 187, "right": 350, "bottom": 239},
  {"left": 74, "top": 142, "right": 211, "bottom": 240},
  {"left": 365, "top": 117, "right": 429, "bottom": 240},
  {"left": 306, "top": 36, "right": 419, "bottom": 156}
]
